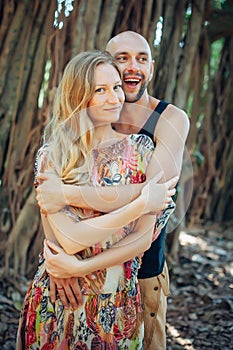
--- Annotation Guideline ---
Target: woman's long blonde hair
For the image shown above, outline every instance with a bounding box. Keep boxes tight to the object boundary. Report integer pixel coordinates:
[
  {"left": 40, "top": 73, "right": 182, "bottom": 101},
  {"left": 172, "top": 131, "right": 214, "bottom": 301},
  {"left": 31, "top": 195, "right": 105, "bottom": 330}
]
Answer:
[{"left": 43, "top": 51, "right": 121, "bottom": 186}]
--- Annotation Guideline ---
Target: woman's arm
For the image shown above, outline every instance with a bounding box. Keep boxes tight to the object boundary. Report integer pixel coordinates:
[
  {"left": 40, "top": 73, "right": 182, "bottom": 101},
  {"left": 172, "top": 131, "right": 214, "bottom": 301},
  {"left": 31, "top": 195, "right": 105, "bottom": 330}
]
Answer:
[
  {"left": 37, "top": 170, "right": 144, "bottom": 213},
  {"left": 44, "top": 213, "right": 156, "bottom": 278},
  {"left": 45, "top": 173, "right": 177, "bottom": 255},
  {"left": 44, "top": 212, "right": 157, "bottom": 309},
  {"left": 46, "top": 194, "right": 144, "bottom": 254},
  {"left": 37, "top": 110, "right": 189, "bottom": 214}
]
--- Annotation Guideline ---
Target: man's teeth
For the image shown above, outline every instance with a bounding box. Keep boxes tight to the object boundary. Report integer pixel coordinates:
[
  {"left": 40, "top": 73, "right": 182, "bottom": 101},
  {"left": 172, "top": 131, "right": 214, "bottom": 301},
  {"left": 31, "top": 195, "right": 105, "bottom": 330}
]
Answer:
[{"left": 124, "top": 79, "right": 140, "bottom": 83}]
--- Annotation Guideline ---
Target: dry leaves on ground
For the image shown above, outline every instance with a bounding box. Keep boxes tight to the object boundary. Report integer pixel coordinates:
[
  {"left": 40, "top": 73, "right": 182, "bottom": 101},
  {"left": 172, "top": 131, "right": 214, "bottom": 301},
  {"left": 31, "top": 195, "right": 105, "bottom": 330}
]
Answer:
[
  {"left": 0, "top": 223, "right": 232, "bottom": 349},
  {"left": 166, "top": 223, "right": 233, "bottom": 350}
]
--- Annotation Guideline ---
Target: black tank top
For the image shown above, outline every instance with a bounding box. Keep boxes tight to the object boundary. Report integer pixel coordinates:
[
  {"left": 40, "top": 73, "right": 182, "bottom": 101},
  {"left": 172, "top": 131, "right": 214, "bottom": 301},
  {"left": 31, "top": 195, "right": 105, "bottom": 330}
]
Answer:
[{"left": 137, "top": 100, "right": 169, "bottom": 279}]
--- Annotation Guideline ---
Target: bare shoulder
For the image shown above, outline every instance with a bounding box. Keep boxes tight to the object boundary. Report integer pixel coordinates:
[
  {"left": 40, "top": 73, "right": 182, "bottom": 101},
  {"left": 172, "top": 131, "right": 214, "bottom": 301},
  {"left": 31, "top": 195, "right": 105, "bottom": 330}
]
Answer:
[
  {"left": 156, "top": 103, "right": 190, "bottom": 140},
  {"left": 165, "top": 104, "right": 189, "bottom": 127}
]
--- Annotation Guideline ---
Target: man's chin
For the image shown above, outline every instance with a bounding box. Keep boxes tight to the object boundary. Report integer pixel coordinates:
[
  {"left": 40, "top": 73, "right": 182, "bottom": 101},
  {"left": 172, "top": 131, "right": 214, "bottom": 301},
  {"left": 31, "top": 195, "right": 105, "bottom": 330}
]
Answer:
[
  {"left": 125, "top": 94, "right": 143, "bottom": 103},
  {"left": 124, "top": 92, "right": 141, "bottom": 103},
  {"left": 124, "top": 85, "right": 147, "bottom": 103}
]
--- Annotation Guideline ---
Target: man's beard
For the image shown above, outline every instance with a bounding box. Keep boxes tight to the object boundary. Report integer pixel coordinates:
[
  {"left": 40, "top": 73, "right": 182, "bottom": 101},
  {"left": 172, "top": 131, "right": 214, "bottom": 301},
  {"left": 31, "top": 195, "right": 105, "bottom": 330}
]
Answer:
[{"left": 124, "top": 80, "right": 149, "bottom": 103}]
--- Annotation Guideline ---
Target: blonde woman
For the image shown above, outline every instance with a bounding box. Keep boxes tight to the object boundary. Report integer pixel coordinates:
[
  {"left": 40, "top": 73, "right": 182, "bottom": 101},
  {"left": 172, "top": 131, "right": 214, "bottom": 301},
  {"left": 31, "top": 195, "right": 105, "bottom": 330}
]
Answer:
[{"left": 17, "top": 51, "right": 176, "bottom": 349}]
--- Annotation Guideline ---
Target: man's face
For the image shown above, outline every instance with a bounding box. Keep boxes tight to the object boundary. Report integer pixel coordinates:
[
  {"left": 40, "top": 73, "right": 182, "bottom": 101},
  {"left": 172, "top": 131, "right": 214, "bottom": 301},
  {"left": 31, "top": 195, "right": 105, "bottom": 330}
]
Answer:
[{"left": 107, "top": 34, "right": 154, "bottom": 103}]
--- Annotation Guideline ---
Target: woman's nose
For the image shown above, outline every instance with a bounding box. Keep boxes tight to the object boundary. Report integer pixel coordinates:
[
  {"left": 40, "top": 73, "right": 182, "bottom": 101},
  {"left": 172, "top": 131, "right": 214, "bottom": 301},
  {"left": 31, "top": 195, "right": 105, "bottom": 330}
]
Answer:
[{"left": 107, "top": 91, "right": 119, "bottom": 103}]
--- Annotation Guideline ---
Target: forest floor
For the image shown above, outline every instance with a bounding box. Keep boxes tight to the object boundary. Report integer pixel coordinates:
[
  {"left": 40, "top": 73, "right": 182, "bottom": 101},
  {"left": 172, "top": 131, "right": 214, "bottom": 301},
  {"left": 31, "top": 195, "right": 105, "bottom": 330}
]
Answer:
[{"left": 0, "top": 222, "right": 232, "bottom": 350}]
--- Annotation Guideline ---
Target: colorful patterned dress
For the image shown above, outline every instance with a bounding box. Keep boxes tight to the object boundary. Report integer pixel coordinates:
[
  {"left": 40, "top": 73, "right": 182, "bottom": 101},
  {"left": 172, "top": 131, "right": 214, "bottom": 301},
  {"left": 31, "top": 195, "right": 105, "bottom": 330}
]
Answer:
[{"left": 16, "top": 134, "right": 156, "bottom": 350}]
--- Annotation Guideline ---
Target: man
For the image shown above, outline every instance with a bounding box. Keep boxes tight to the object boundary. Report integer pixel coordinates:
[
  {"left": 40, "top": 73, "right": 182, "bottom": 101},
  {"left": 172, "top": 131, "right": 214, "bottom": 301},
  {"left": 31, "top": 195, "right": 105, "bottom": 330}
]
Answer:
[
  {"left": 37, "top": 31, "right": 189, "bottom": 349},
  {"left": 106, "top": 31, "right": 189, "bottom": 350}
]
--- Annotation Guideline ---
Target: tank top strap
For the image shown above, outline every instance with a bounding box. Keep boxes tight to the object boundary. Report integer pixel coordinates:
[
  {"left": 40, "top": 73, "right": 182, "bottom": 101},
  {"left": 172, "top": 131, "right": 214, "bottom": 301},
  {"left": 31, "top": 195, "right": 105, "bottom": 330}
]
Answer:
[{"left": 138, "top": 100, "right": 169, "bottom": 142}]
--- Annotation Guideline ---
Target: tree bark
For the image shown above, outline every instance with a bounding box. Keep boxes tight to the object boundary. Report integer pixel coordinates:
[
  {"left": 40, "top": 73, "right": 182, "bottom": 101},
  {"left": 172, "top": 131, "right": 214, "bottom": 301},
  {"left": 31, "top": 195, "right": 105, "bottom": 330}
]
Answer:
[{"left": 1, "top": 0, "right": 232, "bottom": 276}]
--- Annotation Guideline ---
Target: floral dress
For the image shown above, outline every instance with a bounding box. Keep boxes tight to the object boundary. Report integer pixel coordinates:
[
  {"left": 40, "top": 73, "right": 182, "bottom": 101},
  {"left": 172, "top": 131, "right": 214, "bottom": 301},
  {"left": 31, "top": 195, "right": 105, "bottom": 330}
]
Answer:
[{"left": 16, "top": 134, "right": 174, "bottom": 350}]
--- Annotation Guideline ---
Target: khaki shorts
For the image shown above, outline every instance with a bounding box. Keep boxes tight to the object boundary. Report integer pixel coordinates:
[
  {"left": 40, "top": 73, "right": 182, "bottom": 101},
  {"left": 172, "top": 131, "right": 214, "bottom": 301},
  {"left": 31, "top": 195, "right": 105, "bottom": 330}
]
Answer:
[{"left": 139, "top": 262, "right": 170, "bottom": 350}]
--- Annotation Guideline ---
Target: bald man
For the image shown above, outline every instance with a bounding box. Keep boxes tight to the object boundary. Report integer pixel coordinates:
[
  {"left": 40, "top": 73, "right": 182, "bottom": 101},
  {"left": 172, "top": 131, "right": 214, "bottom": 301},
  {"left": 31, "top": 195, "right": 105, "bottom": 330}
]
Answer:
[{"left": 106, "top": 31, "right": 189, "bottom": 349}]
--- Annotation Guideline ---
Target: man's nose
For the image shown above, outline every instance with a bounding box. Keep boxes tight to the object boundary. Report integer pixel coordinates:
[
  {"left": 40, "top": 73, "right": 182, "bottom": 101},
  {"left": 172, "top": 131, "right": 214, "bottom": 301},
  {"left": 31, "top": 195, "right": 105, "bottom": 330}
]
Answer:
[{"left": 126, "top": 58, "right": 139, "bottom": 73}]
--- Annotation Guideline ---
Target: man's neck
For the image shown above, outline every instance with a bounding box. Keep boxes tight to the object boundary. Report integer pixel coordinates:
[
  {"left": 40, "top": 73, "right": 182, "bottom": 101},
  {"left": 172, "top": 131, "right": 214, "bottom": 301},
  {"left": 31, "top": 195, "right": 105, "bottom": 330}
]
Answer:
[{"left": 114, "top": 93, "right": 159, "bottom": 134}]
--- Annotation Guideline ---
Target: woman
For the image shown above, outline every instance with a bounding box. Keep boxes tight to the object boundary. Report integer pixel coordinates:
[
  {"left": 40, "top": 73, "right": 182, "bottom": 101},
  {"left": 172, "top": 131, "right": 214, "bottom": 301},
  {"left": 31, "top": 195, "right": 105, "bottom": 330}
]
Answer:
[{"left": 17, "top": 51, "right": 176, "bottom": 349}]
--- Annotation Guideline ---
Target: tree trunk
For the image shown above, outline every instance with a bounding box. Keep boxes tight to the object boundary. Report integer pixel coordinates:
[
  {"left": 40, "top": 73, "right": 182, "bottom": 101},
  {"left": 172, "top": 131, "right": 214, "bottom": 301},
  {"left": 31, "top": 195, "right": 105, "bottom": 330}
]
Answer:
[
  {"left": 0, "top": 0, "right": 57, "bottom": 277},
  {"left": 1, "top": 0, "right": 233, "bottom": 277}
]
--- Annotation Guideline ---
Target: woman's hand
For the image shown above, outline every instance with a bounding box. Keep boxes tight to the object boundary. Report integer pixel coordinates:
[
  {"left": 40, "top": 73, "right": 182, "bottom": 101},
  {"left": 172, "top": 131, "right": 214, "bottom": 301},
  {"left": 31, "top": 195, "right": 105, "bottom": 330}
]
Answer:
[
  {"left": 44, "top": 240, "right": 85, "bottom": 278},
  {"left": 44, "top": 240, "right": 85, "bottom": 309},
  {"left": 36, "top": 171, "right": 67, "bottom": 214},
  {"left": 49, "top": 275, "right": 83, "bottom": 310},
  {"left": 140, "top": 171, "right": 178, "bottom": 214}
]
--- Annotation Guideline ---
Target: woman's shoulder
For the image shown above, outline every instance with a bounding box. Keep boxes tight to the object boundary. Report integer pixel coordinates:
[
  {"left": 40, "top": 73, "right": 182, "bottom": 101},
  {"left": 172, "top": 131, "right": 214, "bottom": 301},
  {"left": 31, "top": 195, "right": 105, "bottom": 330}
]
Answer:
[
  {"left": 36, "top": 143, "right": 49, "bottom": 158},
  {"left": 34, "top": 143, "right": 50, "bottom": 187},
  {"left": 128, "top": 133, "right": 154, "bottom": 150}
]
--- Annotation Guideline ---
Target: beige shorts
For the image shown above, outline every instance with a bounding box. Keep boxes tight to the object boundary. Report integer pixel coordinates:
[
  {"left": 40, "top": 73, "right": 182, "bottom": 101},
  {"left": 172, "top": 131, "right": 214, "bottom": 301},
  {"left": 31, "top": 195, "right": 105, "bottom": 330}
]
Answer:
[{"left": 139, "top": 262, "right": 170, "bottom": 350}]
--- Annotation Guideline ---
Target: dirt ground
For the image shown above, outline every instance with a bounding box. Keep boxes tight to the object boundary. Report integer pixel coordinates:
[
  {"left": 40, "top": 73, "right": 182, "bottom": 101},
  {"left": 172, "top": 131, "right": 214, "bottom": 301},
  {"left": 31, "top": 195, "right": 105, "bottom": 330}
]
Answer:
[{"left": 0, "top": 223, "right": 232, "bottom": 349}]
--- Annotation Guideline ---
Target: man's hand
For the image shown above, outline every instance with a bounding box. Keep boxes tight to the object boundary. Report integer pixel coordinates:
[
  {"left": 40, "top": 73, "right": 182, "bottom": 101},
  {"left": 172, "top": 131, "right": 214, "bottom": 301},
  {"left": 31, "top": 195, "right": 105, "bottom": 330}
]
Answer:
[
  {"left": 140, "top": 171, "right": 178, "bottom": 214},
  {"left": 49, "top": 275, "right": 83, "bottom": 310},
  {"left": 36, "top": 171, "right": 67, "bottom": 214}
]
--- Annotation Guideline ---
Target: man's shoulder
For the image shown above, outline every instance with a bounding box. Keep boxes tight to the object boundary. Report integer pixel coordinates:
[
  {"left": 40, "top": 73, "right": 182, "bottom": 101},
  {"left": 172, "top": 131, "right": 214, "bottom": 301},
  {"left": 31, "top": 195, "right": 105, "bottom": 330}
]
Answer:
[
  {"left": 164, "top": 103, "right": 190, "bottom": 130},
  {"left": 152, "top": 100, "right": 189, "bottom": 129},
  {"left": 149, "top": 95, "right": 187, "bottom": 117},
  {"left": 148, "top": 97, "right": 190, "bottom": 138}
]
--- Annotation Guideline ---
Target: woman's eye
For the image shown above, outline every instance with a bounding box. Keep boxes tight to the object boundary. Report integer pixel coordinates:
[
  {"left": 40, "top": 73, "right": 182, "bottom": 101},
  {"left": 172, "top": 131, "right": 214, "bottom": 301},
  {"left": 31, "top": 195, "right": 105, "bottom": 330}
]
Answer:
[
  {"left": 95, "top": 88, "right": 104, "bottom": 93},
  {"left": 114, "top": 84, "right": 122, "bottom": 90}
]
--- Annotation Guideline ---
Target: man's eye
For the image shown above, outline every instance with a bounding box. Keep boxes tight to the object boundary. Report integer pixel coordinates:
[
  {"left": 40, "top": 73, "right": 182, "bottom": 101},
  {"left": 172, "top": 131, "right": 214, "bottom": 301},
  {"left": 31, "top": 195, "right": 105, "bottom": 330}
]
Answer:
[
  {"left": 138, "top": 57, "right": 148, "bottom": 62},
  {"left": 116, "top": 56, "right": 127, "bottom": 62}
]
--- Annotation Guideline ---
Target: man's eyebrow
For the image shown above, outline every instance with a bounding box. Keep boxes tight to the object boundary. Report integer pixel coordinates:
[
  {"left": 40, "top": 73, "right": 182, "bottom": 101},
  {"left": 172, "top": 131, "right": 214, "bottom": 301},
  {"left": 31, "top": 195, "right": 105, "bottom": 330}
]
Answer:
[
  {"left": 115, "top": 51, "right": 149, "bottom": 56},
  {"left": 114, "top": 51, "right": 128, "bottom": 56}
]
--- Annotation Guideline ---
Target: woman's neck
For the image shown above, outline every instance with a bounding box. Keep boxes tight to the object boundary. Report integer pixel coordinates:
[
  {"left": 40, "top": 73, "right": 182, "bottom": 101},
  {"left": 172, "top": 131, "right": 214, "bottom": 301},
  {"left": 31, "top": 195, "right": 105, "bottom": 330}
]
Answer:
[{"left": 93, "top": 124, "right": 125, "bottom": 148}]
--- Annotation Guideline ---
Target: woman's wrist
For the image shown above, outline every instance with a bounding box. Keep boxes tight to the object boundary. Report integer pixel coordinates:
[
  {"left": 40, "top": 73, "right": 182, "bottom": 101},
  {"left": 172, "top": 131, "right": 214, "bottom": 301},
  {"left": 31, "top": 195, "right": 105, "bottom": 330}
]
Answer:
[
  {"left": 71, "top": 257, "right": 92, "bottom": 277},
  {"left": 63, "top": 184, "right": 76, "bottom": 206}
]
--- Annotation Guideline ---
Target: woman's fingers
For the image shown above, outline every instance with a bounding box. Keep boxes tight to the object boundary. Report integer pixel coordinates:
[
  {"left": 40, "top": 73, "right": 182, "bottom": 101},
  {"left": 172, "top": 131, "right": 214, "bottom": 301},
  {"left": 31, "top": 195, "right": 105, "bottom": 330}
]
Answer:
[
  {"left": 49, "top": 276, "right": 83, "bottom": 310},
  {"left": 45, "top": 239, "right": 63, "bottom": 254}
]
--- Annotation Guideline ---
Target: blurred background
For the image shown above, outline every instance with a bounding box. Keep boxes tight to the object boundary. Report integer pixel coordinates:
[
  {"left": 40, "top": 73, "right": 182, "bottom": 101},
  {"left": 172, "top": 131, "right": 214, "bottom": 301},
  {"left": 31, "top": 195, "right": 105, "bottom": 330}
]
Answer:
[{"left": 0, "top": 0, "right": 232, "bottom": 349}]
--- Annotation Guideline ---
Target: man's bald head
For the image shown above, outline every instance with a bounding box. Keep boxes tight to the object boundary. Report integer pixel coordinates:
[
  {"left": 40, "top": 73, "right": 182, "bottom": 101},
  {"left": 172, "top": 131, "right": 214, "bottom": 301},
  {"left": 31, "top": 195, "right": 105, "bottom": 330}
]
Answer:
[{"left": 106, "top": 31, "right": 152, "bottom": 60}]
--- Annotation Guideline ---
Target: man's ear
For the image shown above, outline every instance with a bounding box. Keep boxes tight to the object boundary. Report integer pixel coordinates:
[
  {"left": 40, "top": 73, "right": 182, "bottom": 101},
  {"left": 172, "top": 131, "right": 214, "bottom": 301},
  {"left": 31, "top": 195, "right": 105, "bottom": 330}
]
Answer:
[{"left": 149, "top": 60, "right": 155, "bottom": 81}]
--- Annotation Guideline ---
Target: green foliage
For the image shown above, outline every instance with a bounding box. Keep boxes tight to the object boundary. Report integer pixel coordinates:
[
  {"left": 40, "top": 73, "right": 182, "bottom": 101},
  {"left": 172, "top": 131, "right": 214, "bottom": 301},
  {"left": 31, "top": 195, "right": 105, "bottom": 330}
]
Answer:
[
  {"left": 193, "top": 148, "right": 205, "bottom": 167},
  {"left": 210, "top": 39, "right": 224, "bottom": 77},
  {"left": 213, "top": 0, "right": 227, "bottom": 10}
]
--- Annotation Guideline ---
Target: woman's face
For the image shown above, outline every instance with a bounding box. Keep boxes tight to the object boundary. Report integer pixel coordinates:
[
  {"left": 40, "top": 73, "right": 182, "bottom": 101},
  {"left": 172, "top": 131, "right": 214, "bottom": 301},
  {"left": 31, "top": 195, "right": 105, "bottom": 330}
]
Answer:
[{"left": 88, "top": 63, "right": 125, "bottom": 125}]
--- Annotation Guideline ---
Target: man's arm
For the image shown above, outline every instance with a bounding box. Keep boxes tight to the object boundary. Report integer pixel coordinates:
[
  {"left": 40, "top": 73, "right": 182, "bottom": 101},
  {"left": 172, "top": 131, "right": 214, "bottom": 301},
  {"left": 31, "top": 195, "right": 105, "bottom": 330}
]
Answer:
[
  {"left": 147, "top": 105, "right": 190, "bottom": 181},
  {"left": 37, "top": 107, "right": 189, "bottom": 214}
]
